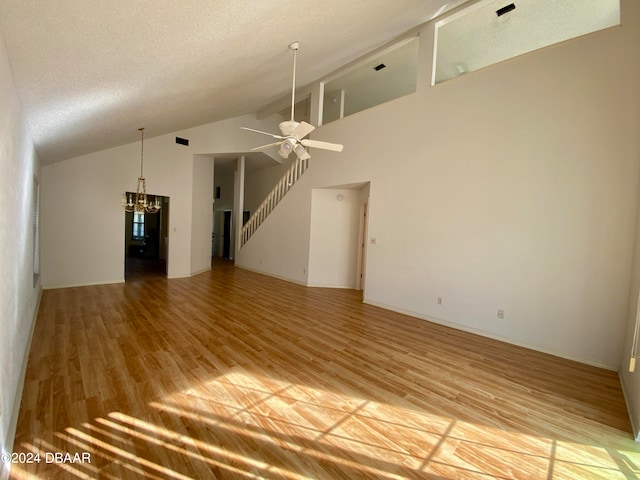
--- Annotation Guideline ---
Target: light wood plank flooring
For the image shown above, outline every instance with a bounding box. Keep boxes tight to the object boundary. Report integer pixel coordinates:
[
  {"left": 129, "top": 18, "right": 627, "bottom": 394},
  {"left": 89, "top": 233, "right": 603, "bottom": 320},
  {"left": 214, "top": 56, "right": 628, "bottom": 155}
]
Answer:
[{"left": 10, "top": 260, "right": 640, "bottom": 479}]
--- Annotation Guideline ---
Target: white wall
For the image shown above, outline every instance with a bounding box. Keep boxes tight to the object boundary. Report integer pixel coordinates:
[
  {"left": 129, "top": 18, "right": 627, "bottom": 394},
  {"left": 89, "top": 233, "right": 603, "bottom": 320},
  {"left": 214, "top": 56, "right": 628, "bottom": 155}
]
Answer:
[
  {"left": 214, "top": 164, "right": 235, "bottom": 211},
  {"left": 213, "top": 160, "right": 238, "bottom": 257},
  {"left": 237, "top": 0, "right": 640, "bottom": 370},
  {"left": 237, "top": 171, "right": 314, "bottom": 284},
  {"left": 244, "top": 159, "right": 292, "bottom": 213},
  {"left": 618, "top": 0, "right": 640, "bottom": 432},
  {"left": 41, "top": 113, "right": 281, "bottom": 288},
  {"left": 0, "top": 34, "right": 41, "bottom": 477},
  {"left": 191, "top": 154, "right": 214, "bottom": 274},
  {"left": 41, "top": 137, "right": 193, "bottom": 285},
  {"left": 621, "top": 194, "right": 640, "bottom": 439},
  {"left": 308, "top": 188, "right": 362, "bottom": 288}
]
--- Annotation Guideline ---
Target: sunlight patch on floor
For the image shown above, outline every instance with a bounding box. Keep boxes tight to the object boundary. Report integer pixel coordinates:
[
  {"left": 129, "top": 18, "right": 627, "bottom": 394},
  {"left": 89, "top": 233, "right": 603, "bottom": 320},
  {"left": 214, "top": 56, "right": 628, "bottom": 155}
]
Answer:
[
  {"left": 147, "top": 368, "right": 638, "bottom": 479},
  {"left": 101, "top": 413, "right": 285, "bottom": 479},
  {"left": 12, "top": 368, "right": 640, "bottom": 479}
]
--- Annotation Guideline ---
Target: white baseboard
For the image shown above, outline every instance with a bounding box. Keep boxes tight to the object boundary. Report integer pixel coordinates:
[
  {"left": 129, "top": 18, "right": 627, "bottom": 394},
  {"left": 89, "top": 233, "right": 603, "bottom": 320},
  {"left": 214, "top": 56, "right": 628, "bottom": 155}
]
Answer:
[
  {"left": 43, "top": 266, "right": 210, "bottom": 288},
  {"left": 234, "top": 264, "right": 308, "bottom": 287},
  {"left": 188, "top": 266, "right": 212, "bottom": 277},
  {"left": 363, "top": 297, "right": 618, "bottom": 371},
  {"left": 3, "top": 287, "right": 42, "bottom": 479},
  {"left": 43, "top": 278, "right": 124, "bottom": 290},
  {"left": 306, "top": 284, "right": 355, "bottom": 289}
]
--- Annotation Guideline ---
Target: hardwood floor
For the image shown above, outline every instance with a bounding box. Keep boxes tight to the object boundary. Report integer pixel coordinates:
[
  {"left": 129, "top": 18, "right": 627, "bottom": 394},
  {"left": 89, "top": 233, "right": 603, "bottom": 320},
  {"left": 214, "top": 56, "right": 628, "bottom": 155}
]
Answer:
[
  {"left": 125, "top": 256, "right": 167, "bottom": 283},
  {"left": 9, "top": 260, "right": 640, "bottom": 479}
]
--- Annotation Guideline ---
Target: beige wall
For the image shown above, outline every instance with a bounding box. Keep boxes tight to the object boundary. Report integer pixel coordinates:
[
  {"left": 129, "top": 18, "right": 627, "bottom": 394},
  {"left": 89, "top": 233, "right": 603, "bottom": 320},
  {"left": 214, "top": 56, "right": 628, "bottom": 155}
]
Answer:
[
  {"left": 238, "top": 0, "right": 640, "bottom": 373},
  {"left": 618, "top": 0, "right": 640, "bottom": 439},
  {"left": 40, "top": 114, "right": 281, "bottom": 288}
]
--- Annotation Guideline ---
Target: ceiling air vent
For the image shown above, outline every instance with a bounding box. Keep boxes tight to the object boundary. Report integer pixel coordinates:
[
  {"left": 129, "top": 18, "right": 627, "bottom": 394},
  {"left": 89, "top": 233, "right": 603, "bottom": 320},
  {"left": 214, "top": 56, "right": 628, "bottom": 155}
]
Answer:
[
  {"left": 175, "top": 136, "right": 189, "bottom": 146},
  {"left": 373, "top": 63, "right": 386, "bottom": 71},
  {"left": 496, "top": 3, "right": 516, "bottom": 17}
]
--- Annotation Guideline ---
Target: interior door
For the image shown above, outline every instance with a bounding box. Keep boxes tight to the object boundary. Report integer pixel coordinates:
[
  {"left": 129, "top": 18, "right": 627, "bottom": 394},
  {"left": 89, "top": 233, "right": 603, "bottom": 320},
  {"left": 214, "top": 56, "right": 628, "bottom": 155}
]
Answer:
[
  {"left": 356, "top": 200, "right": 369, "bottom": 290},
  {"left": 223, "top": 210, "right": 231, "bottom": 258}
]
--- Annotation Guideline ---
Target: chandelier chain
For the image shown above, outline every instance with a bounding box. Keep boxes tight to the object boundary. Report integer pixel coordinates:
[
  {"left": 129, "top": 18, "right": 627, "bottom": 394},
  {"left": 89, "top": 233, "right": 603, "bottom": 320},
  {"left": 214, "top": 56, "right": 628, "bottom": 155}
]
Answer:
[{"left": 139, "top": 127, "right": 144, "bottom": 178}]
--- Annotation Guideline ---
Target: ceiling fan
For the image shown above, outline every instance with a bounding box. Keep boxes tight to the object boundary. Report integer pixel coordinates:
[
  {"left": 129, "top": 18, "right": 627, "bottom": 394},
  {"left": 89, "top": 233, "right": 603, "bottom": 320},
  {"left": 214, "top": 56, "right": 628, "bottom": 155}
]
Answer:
[{"left": 241, "top": 42, "right": 343, "bottom": 161}]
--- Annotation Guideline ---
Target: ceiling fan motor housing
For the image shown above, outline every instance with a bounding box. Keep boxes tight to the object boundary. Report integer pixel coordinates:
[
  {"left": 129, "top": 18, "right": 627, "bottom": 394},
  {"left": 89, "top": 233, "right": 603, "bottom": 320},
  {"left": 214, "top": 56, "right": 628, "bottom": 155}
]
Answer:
[{"left": 279, "top": 120, "right": 299, "bottom": 136}]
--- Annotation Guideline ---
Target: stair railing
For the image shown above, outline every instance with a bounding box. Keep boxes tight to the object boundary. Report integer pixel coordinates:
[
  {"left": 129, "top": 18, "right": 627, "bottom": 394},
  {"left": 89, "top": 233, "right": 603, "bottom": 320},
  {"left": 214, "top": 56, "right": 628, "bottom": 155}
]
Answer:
[{"left": 240, "top": 156, "right": 309, "bottom": 247}]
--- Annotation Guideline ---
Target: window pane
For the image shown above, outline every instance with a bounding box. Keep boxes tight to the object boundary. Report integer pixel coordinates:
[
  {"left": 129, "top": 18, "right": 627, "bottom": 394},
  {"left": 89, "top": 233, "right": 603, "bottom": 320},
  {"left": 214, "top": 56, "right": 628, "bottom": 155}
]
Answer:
[{"left": 133, "top": 212, "right": 145, "bottom": 238}]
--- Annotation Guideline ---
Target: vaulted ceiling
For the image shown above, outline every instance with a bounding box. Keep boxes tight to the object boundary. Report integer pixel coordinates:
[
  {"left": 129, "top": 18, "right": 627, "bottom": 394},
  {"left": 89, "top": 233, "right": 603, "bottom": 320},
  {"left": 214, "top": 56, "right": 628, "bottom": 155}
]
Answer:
[{"left": 0, "top": 0, "right": 467, "bottom": 164}]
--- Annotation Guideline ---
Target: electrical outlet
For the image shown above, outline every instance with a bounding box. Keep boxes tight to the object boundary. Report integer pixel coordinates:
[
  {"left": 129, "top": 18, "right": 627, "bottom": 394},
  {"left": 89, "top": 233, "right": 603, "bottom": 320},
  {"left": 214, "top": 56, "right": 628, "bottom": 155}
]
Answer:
[
  {"left": 437, "top": 297, "right": 442, "bottom": 305},
  {"left": 497, "top": 309, "right": 505, "bottom": 319}
]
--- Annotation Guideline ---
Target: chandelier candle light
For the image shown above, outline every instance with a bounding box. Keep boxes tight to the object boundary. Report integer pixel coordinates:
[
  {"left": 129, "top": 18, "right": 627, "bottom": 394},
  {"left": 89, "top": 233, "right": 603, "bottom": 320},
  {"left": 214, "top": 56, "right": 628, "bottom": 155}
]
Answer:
[{"left": 122, "top": 127, "right": 161, "bottom": 214}]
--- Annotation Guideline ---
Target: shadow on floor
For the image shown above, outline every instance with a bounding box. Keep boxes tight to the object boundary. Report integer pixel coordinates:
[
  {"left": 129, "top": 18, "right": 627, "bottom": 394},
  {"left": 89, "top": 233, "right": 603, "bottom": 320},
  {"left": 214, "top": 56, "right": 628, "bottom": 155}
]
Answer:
[{"left": 125, "top": 256, "right": 167, "bottom": 282}]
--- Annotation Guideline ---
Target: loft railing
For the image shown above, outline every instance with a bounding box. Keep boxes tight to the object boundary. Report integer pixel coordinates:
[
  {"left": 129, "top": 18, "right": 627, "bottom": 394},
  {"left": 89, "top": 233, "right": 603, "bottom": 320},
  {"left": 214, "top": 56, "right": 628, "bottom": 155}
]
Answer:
[{"left": 240, "top": 156, "right": 309, "bottom": 247}]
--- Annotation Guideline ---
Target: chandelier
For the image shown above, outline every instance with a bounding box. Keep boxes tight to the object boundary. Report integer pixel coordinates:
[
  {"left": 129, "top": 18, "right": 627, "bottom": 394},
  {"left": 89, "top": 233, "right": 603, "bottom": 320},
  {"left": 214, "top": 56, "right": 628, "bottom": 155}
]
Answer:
[{"left": 122, "top": 127, "right": 161, "bottom": 214}]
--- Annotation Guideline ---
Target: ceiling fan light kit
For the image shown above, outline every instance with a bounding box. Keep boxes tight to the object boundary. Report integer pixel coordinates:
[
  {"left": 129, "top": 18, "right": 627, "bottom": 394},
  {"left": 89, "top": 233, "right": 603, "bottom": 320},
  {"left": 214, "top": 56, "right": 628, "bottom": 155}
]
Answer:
[{"left": 240, "top": 41, "right": 343, "bottom": 161}]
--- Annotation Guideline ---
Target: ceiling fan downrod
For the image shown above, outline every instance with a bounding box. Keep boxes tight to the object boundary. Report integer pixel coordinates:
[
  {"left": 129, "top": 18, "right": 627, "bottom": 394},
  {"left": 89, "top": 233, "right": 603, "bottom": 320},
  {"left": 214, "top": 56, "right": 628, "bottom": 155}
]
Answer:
[{"left": 289, "top": 41, "right": 299, "bottom": 122}]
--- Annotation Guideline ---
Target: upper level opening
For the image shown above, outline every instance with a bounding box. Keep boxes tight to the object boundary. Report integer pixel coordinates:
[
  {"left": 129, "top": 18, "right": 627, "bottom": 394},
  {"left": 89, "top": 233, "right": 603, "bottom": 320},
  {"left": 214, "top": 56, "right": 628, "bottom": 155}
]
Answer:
[
  {"left": 321, "top": 37, "right": 419, "bottom": 125},
  {"left": 433, "top": 0, "right": 620, "bottom": 85}
]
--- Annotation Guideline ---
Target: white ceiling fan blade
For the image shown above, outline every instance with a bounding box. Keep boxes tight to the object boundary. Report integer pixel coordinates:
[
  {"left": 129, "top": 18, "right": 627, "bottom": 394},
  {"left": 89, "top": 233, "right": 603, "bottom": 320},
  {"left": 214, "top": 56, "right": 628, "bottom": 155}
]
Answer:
[
  {"left": 251, "top": 141, "right": 283, "bottom": 151},
  {"left": 300, "top": 139, "right": 344, "bottom": 152},
  {"left": 290, "top": 121, "right": 315, "bottom": 140},
  {"left": 294, "top": 143, "right": 311, "bottom": 160},
  {"left": 240, "top": 126, "right": 285, "bottom": 139}
]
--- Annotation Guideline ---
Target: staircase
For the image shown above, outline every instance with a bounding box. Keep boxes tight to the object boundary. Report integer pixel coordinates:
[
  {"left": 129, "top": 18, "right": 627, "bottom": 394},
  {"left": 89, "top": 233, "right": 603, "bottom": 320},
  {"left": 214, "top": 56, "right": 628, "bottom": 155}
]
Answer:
[{"left": 240, "top": 155, "right": 309, "bottom": 247}]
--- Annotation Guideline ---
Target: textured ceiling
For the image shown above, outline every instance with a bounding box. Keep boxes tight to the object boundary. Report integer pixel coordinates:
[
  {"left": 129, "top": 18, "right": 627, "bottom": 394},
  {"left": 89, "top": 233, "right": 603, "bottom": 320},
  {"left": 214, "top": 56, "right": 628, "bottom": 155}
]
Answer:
[{"left": 0, "top": 0, "right": 467, "bottom": 164}]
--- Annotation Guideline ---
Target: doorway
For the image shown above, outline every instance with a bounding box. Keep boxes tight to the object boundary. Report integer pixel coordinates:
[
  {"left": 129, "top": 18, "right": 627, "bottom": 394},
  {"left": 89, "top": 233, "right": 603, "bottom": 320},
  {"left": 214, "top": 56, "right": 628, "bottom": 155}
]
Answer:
[
  {"left": 213, "top": 209, "right": 250, "bottom": 260},
  {"left": 124, "top": 195, "right": 169, "bottom": 281},
  {"left": 307, "top": 183, "right": 370, "bottom": 289},
  {"left": 223, "top": 210, "right": 232, "bottom": 258}
]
